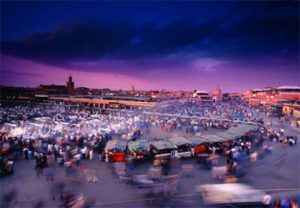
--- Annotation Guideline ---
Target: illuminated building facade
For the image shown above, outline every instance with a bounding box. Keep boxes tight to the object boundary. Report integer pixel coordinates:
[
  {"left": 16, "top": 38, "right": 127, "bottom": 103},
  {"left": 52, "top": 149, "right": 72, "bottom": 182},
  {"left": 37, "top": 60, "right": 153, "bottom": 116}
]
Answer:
[
  {"left": 193, "top": 90, "right": 212, "bottom": 102},
  {"left": 247, "top": 86, "right": 300, "bottom": 108},
  {"left": 49, "top": 96, "right": 156, "bottom": 109}
]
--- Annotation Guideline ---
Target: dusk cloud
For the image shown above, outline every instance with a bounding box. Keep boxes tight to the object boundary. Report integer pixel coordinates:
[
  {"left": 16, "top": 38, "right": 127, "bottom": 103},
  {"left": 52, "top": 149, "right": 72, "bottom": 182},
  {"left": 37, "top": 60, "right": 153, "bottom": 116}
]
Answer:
[{"left": 1, "top": 1, "right": 299, "bottom": 91}]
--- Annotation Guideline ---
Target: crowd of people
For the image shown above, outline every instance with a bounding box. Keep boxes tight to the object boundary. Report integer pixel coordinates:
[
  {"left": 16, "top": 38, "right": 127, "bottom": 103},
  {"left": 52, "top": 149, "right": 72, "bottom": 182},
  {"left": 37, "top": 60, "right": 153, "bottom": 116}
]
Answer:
[
  {"left": 0, "top": 100, "right": 263, "bottom": 165},
  {"left": 0, "top": 100, "right": 299, "bottom": 208},
  {"left": 263, "top": 193, "right": 299, "bottom": 208}
]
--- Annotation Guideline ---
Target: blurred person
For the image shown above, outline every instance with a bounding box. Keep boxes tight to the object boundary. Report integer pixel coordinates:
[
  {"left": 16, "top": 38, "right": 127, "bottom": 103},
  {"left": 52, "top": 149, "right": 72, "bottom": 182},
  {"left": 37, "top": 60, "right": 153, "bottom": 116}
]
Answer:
[
  {"left": 60, "top": 192, "right": 76, "bottom": 207},
  {"left": 50, "top": 181, "right": 65, "bottom": 201},
  {"left": 284, "top": 137, "right": 288, "bottom": 146},
  {"left": 262, "top": 192, "right": 272, "bottom": 207},
  {"left": 44, "top": 166, "right": 55, "bottom": 181},
  {"left": 280, "top": 196, "right": 291, "bottom": 208},
  {"left": 89, "top": 149, "right": 93, "bottom": 160},
  {"left": 23, "top": 147, "right": 29, "bottom": 160},
  {"left": 162, "top": 159, "right": 170, "bottom": 176},
  {"left": 35, "top": 154, "right": 43, "bottom": 178},
  {"left": 210, "top": 154, "right": 219, "bottom": 166},
  {"left": 42, "top": 153, "right": 48, "bottom": 168},
  {"left": 28, "top": 148, "right": 32, "bottom": 159},
  {"left": 53, "top": 148, "right": 58, "bottom": 161},
  {"left": 250, "top": 151, "right": 258, "bottom": 163},
  {"left": 291, "top": 199, "right": 299, "bottom": 208},
  {"left": 232, "top": 160, "right": 237, "bottom": 175},
  {"left": 2, "top": 188, "right": 18, "bottom": 208},
  {"left": 33, "top": 199, "right": 44, "bottom": 208}
]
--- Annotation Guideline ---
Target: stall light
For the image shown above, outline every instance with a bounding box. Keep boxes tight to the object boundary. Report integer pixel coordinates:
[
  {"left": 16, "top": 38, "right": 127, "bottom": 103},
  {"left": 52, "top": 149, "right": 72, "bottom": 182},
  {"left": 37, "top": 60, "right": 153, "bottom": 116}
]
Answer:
[{"left": 11, "top": 127, "right": 25, "bottom": 137}]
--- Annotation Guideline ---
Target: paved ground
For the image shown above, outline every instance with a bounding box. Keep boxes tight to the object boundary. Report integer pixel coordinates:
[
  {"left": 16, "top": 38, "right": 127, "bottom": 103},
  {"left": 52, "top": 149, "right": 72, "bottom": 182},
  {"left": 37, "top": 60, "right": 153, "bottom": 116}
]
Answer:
[{"left": 1, "top": 119, "right": 300, "bottom": 208}]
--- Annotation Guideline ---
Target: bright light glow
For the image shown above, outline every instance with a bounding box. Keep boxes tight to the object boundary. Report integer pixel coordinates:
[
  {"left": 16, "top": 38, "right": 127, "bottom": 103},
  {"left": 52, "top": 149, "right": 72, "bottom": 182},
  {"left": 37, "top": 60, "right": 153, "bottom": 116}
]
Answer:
[{"left": 11, "top": 127, "right": 25, "bottom": 137}]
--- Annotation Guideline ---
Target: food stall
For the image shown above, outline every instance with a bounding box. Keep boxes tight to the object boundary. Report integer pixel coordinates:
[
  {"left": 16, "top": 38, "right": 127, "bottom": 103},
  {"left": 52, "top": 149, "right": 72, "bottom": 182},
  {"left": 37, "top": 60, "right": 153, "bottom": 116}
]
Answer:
[
  {"left": 226, "top": 124, "right": 258, "bottom": 140},
  {"left": 200, "top": 134, "right": 227, "bottom": 153},
  {"left": 104, "top": 140, "right": 127, "bottom": 162},
  {"left": 186, "top": 136, "right": 209, "bottom": 155},
  {"left": 200, "top": 134, "right": 226, "bottom": 144},
  {"left": 127, "top": 140, "right": 150, "bottom": 160},
  {"left": 217, "top": 132, "right": 239, "bottom": 148},
  {"left": 149, "top": 139, "right": 176, "bottom": 159},
  {"left": 169, "top": 137, "right": 193, "bottom": 158}
]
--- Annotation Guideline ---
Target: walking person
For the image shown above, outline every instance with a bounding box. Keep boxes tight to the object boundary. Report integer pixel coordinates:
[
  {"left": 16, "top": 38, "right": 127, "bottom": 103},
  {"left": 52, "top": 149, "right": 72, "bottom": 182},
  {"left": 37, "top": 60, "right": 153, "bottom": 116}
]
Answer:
[
  {"left": 35, "top": 155, "right": 43, "bottom": 178},
  {"left": 280, "top": 196, "right": 291, "bottom": 208},
  {"left": 42, "top": 153, "right": 48, "bottom": 168},
  {"left": 262, "top": 193, "right": 272, "bottom": 208},
  {"left": 44, "top": 166, "right": 55, "bottom": 181},
  {"left": 24, "top": 148, "right": 29, "bottom": 160},
  {"left": 89, "top": 149, "right": 93, "bottom": 160}
]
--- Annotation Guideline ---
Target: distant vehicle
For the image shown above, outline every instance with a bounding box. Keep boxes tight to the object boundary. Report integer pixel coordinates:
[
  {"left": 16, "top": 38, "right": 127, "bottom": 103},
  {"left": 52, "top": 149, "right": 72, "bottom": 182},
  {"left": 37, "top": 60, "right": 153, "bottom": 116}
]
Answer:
[{"left": 196, "top": 183, "right": 265, "bottom": 206}]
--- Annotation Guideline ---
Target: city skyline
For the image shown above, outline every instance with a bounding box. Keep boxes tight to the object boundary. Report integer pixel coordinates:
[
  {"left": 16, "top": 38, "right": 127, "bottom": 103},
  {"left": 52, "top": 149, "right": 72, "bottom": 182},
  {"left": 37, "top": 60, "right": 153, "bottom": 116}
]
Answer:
[
  {"left": 1, "top": 71, "right": 299, "bottom": 95},
  {"left": 1, "top": 1, "right": 299, "bottom": 92}
]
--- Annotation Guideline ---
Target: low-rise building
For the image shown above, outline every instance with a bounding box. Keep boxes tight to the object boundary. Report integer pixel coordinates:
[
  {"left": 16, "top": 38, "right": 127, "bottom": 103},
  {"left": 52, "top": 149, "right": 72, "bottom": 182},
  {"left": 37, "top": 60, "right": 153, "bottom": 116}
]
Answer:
[
  {"left": 49, "top": 95, "right": 156, "bottom": 109},
  {"left": 247, "top": 86, "right": 300, "bottom": 107},
  {"left": 193, "top": 90, "right": 212, "bottom": 102},
  {"left": 282, "top": 103, "right": 300, "bottom": 118}
]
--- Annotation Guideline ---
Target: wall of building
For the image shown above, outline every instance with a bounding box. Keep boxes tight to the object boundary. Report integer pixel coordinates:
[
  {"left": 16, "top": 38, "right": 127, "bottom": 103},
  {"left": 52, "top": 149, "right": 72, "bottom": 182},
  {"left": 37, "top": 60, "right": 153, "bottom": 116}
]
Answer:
[
  {"left": 282, "top": 104, "right": 300, "bottom": 118},
  {"left": 49, "top": 97, "right": 156, "bottom": 108}
]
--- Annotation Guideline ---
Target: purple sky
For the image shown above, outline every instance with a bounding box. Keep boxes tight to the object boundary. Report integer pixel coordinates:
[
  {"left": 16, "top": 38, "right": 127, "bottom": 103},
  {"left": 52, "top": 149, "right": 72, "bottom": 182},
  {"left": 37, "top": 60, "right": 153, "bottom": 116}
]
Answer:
[
  {"left": 1, "top": 1, "right": 299, "bottom": 92},
  {"left": 1, "top": 54, "right": 298, "bottom": 92}
]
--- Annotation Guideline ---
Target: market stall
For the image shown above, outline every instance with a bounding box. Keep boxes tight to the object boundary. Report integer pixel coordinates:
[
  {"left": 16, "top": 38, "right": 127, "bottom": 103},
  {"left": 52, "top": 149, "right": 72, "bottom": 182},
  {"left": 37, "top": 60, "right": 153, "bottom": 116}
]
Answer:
[
  {"left": 186, "top": 136, "right": 209, "bottom": 155},
  {"left": 104, "top": 140, "right": 127, "bottom": 162},
  {"left": 169, "top": 137, "right": 193, "bottom": 158},
  {"left": 127, "top": 140, "right": 150, "bottom": 160},
  {"left": 149, "top": 140, "right": 176, "bottom": 159}
]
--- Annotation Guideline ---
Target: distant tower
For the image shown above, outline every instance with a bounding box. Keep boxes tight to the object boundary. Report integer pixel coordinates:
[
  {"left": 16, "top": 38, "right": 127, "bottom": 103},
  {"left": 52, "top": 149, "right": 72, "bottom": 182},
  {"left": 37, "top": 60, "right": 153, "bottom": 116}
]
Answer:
[
  {"left": 131, "top": 85, "right": 135, "bottom": 95},
  {"left": 213, "top": 84, "right": 222, "bottom": 102},
  {"left": 214, "top": 84, "right": 221, "bottom": 95},
  {"left": 66, "top": 75, "right": 74, "bottom": 94}
]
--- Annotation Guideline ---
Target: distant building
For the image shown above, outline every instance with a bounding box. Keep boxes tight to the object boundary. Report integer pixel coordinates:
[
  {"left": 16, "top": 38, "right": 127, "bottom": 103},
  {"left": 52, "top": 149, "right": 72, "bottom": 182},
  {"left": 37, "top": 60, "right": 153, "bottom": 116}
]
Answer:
[
  {"left": 147, "top": 90, "right": 160, "bottom": 98},
  {"left": 49, "top": 95, "right": 155, "bottom": 109},
  {"left": 222, "top": 93, "right": 230, "bottom": 100},
  {"left": 101, "top": 88, "right": 114, "bottom": 96},
  {"left": 75, "top": 87, "right": 90, "bottom": 95},
  {"left": 38, "top": 84, "right": 66, "bottom": 94},
  {"left": 247, "top": 86, "right": 300, "bottom": 107},
  {"left": 66, "top": 75, "right": 74, "bottom": 94},
  {"left": 193, "top": 90, "right": 212, "bottom": 101},
  {"left": 282, "top": 103, "right": 300, "bottom": 118},
  {"left": 165, "top": 91, "right": 183, "bottom": 98},
  {"left": 0, "top": 86, "right": 36, "bottom": 99}
]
